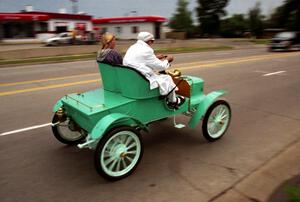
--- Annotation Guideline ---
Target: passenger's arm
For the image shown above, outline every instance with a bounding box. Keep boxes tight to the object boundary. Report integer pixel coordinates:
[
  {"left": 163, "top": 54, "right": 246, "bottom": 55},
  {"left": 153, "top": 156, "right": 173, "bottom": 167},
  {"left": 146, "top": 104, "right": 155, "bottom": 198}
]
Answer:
[{"left": 144, "top": 49, "right": 170, "bottom": 71}]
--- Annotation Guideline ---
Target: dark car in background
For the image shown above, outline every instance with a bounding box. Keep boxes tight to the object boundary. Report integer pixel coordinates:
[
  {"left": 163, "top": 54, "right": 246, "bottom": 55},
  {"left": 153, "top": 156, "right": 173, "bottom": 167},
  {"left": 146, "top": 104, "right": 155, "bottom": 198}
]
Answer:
[{"left": 269, "top": 31, "right": 300, "bottom": 51}]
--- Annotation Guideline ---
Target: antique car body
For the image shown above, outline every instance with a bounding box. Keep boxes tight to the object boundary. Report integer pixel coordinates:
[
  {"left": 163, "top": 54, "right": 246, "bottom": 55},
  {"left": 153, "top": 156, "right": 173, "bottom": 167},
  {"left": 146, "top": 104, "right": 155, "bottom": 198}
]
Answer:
[{"left": 52, "top": 62, "right": 231, "bottom": 180}]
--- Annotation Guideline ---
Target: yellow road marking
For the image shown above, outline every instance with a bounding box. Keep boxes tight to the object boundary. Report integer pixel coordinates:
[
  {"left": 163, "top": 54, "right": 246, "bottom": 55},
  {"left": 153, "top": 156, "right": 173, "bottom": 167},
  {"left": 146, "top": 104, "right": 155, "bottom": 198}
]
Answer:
[
  {"left": 0, "top": 52, "right": 299, "bottom": 97},
  {"left": 0, "top": 73, "right": 98, "bottom": 87},
  {"left": 172, "top": 51, "right": 300, "bottom": 70},
  {"left": 0, "top": 79, "right": 100, "bottom": 96},
  {"left": 1, "top": 52, "right": 298, "bottom": 87},
  {"left": 177, "top": 52, "right": 299, "bottom": 66}
]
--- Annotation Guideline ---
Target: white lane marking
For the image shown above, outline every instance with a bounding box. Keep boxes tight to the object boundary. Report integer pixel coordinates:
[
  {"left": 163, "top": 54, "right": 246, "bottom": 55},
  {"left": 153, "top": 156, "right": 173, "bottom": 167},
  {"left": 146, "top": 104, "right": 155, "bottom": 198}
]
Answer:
[
  {"left": 263, "top": 71, "right": 286, "bottom": 77},
  {"left": 0, "top": 123, "right": 52, "bottom": 137}
]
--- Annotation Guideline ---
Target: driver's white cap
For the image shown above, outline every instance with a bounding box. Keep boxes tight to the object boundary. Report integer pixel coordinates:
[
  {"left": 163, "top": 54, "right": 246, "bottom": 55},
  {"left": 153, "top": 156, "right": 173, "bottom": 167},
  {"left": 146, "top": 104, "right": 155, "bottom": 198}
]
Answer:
[{"left": 137, "top": 32, "right": 154, "bottom": 42}]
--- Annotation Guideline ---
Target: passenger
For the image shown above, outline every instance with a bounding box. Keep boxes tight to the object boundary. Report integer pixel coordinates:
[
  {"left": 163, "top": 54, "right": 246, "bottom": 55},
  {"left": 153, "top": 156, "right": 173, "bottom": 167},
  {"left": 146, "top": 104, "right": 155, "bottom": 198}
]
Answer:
[
  {"left": 97, "top": 32, "right": 123, "bottom": 65},
  {"left": 123, "top": 31, "right": 184, "bottom": 108}
]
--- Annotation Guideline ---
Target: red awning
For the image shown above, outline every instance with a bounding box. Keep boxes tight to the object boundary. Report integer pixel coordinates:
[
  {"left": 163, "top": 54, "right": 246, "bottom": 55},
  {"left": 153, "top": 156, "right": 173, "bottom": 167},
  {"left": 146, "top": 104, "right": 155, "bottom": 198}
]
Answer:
[
  {"left": 0, "top": 13, "right": 50, "bottom": 22},
  {"left": 27, "top": 12, "right": 92, "bottom": 21},
  {"left": 92, "top": 16, "right": 167, "bottom": 24}
]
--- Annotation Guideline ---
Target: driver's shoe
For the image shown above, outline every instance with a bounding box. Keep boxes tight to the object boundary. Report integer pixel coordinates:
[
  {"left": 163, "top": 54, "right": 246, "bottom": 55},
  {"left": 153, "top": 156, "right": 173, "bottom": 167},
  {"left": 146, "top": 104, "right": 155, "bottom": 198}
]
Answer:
[{"left": 167, "top": 96, "right": 185, "bottom": 110}]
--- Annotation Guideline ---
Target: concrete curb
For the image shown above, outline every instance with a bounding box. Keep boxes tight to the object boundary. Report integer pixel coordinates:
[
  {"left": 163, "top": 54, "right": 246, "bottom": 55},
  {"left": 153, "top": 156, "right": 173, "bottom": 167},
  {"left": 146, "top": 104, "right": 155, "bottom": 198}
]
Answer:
[{"left": 213, "top": 139, "right": 300, "bottom": 202}]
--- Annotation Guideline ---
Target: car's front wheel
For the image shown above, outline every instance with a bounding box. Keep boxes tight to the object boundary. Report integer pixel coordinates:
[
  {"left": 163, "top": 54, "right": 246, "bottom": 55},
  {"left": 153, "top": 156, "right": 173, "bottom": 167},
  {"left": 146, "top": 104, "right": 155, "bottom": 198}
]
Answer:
[
  {"left": 94, "top": 126, "right": 143, "bottom": 181},
  {"left": 202, "top": 100, "right": 231, "bottom": 141}
]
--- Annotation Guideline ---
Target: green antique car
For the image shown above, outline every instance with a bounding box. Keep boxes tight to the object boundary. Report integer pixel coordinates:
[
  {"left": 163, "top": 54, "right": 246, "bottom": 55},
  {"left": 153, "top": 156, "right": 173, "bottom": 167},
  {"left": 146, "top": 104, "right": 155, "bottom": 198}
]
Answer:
[{"left": 51, "top": 62, "right": 231, "bottom": 181}]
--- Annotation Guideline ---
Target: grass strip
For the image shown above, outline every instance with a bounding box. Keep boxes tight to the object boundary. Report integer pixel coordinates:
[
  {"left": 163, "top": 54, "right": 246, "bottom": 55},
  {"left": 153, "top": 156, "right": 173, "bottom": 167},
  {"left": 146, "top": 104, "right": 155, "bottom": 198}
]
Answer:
[
  {"left": 232, "top": 39, "right": 270, "bottom": 44},
  {"left": 0, "top": 53, "right": 97, "bottom": 66}
]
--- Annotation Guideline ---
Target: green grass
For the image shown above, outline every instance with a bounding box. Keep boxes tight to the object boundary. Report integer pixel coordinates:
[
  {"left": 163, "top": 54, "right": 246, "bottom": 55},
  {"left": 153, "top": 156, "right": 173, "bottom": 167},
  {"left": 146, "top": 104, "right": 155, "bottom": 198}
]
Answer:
[
  {"left": 286, "top": 186, "right": 300, "bottom": 202},
  {"left": 250, "top": 39, "right": 270, "bottom": 44},
  {"left": 0, "top": 53, "right": 97, "bottom": 66},
  {"left": 0, "top": 45, "right": 233, "bottom": 67},
  {"left": 232, "top": 39, "right": 270, "bottom": 44}
]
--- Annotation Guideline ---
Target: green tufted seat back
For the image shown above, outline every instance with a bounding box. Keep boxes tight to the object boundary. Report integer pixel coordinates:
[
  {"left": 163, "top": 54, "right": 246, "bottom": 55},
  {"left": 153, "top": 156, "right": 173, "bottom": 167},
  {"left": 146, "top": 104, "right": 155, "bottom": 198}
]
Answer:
[{"left": 98, "top": 62, "right": 160, "bottom": 99}]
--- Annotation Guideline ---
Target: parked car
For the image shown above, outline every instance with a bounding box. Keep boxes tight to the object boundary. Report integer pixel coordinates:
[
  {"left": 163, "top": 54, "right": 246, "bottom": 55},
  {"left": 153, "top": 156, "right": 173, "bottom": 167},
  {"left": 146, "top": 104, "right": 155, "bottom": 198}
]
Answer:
[
  {"left": 44, "top": 32, "right": 74, "bottom": 46},
  {"left": 269, "top": 31, "right": 300, "bottom": 51},
  {"left": 44, "top": 32, "right": 97, "bottom": 46}
]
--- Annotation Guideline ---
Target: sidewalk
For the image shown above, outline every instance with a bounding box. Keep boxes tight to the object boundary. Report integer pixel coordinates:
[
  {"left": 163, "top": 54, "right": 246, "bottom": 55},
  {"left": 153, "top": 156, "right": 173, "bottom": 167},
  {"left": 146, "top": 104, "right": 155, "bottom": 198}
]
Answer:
[{"left": 214, "top": 139, "right": 300, "bottom": 202}]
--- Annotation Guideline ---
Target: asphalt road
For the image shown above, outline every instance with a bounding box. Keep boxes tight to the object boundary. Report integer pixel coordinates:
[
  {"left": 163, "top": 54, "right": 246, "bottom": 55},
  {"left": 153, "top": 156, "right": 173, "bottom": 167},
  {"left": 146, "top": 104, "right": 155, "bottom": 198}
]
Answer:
[{"left": 0, "top": 48, "right": 300, "bottom": 202}]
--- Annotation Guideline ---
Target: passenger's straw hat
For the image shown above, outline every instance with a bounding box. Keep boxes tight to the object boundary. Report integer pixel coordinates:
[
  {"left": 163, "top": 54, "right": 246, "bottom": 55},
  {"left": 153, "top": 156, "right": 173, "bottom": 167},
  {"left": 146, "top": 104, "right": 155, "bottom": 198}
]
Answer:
[{"left": 101, "top": 32, "right": 115, "bottom": 48}]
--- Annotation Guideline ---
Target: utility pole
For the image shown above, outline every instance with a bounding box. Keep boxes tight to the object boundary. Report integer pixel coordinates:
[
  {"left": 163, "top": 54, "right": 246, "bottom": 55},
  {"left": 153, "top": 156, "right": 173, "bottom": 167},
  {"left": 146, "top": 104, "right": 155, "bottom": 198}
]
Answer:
[{"left": 70, "top": 0, "right": 78, "bottom": 14}]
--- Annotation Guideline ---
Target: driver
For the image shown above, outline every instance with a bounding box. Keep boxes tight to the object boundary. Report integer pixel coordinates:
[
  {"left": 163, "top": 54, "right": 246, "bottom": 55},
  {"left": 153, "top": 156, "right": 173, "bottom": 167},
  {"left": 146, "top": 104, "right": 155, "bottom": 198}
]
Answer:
[{"left": 123, "top": 32, "right": 184, "bottom": 108}]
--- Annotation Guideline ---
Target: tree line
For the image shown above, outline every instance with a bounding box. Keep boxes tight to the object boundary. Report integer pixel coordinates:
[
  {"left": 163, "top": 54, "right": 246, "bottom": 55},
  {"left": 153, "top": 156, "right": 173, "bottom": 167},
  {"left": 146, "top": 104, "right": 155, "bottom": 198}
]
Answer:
[{"left": 169, "top": 0, "right": 300, "bottom": 38}]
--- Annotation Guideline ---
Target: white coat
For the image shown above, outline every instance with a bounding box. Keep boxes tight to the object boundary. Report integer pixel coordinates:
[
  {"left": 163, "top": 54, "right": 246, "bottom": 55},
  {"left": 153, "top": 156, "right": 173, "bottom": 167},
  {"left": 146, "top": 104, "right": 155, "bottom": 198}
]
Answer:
[{"left": 123, "top": 40, "right": 176, "bottom": 100}]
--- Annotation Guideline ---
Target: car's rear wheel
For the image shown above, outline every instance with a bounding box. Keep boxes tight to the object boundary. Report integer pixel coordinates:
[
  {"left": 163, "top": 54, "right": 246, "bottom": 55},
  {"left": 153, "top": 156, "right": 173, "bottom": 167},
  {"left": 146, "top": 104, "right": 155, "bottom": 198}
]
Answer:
[
  {"left": 94, "top": 126, "right": 143, "bottom": 181},
  {"left": 202, "top": 100, "right": 231, "bottom": 141},
  {"left": 51, "top": 114, "right": 86, "bottom": 145}
]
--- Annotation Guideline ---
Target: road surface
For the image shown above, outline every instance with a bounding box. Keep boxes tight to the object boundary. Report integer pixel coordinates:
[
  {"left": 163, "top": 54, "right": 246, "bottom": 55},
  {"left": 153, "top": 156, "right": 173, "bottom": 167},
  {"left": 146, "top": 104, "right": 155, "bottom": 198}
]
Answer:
[{"left": 0, "top": 47, "right": 299, "bottom": 202}]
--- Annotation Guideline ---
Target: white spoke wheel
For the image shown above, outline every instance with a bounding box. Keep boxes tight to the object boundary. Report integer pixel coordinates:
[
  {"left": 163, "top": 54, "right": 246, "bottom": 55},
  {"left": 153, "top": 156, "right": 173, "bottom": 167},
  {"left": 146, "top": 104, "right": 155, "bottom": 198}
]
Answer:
[
  {"left": 202, "top": 100, "right": 231, "bottom": 141},
  {"left": 51, "top": 114, "right": 86, "bottom": 145},
  {"left": 94, "top": 126, "right": 143, "bottom": 181}
]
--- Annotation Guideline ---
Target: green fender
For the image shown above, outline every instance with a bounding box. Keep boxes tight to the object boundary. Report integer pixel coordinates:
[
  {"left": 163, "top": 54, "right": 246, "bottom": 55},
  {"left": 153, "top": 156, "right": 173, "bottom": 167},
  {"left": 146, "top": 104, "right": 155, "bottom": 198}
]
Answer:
[
  {"left": 189, "top": 90, "right": 226, "bottom": 128},
  {"left": 53, "top": 100, "right": 63, "bottom": 113},
  {"left": 90, "top": 113, "right": 148, "bottom": 140}
]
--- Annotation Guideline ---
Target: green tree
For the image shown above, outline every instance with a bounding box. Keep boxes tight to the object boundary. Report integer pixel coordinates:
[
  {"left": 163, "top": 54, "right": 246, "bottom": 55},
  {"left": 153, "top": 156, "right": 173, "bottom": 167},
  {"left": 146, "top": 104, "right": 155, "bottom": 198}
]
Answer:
[
  {"left": 220, "top": 14, "right": 248, "bottom": 37},
  {"left": 248, "top": 2, "right": 265, "bottom": 38},
  {"left": 268, "top": 0, "right": 300, "bottom": 30},
  {"left": 169, "top": 0, "right": 194, "bottom": 36},
  {"left": 196, "top": 0, "right": 230, "bottom": 36}
]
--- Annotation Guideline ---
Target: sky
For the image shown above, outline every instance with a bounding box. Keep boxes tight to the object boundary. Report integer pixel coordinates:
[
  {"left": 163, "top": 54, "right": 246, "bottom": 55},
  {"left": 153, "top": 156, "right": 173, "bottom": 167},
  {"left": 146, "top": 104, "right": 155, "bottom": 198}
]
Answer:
[{"left": 0, "top": 0, "right": 285, "bottom": 20}]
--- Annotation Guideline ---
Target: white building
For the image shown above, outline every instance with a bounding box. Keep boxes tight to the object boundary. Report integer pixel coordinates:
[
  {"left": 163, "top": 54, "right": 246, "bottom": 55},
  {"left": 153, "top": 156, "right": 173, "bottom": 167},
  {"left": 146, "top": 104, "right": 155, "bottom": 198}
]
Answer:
[
  {"left": 0, "top": 12, "right": 167, "bottom": 41},
  {"left": 0, "top": 11, "right": 92, "bottom": 40},
  {"left": 92, "top": 16, "right": 167, "bottom": 40}
]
